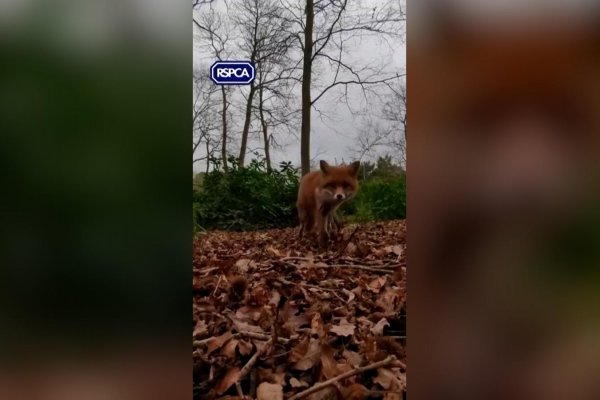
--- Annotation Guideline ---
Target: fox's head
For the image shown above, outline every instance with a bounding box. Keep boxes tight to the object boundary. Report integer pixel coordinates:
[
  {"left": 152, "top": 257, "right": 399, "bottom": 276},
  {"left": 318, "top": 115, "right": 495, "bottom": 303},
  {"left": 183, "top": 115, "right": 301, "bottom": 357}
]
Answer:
[{"left": 319, "top": 160, "right": 360, "bottom": 204}]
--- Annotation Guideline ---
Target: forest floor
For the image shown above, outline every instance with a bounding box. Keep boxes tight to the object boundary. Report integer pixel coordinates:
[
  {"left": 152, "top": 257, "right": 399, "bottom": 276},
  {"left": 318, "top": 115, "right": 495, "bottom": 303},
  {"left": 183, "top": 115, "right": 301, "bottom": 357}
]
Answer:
[{"left": 193, "top": 219, "right": 406, "bottom": 400}]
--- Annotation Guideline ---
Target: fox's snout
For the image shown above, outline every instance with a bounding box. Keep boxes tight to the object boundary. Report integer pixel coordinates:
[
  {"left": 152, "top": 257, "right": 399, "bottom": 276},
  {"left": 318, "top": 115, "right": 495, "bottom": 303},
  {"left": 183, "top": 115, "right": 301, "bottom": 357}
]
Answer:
[{"left": 322, "top": 187, "right": 347, "bottom": 202}]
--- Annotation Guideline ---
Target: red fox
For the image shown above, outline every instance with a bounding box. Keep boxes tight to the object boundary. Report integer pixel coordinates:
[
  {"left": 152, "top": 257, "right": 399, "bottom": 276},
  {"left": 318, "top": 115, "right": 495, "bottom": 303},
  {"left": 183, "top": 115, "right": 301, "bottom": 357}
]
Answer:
[{"left": 297, "top": 160, "right": 360, "bottom": 246}]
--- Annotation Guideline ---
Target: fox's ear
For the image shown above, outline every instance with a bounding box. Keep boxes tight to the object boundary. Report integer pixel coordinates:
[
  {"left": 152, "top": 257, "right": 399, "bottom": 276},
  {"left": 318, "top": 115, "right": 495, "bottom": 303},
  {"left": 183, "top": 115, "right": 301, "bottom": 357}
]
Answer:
[
  {"left": 320, "top": 160, "right": 330, "bottom": 174},
  {"left": 349, "top": 161, "right": 360, "bottom": 176}
]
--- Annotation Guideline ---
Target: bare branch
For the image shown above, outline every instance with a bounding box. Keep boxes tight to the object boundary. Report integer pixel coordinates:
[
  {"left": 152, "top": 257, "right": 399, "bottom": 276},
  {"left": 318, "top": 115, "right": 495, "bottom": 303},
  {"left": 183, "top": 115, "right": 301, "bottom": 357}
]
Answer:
[{"left": 311, "top": 74, "right": 401, "bottom": 106}]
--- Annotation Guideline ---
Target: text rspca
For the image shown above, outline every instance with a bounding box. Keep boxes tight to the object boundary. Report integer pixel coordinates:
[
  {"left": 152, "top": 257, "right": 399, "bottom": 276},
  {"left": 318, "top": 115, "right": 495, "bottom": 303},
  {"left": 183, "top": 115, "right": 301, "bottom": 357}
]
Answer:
[{"left": 210, "top": 61, "right": 255, "bottom": 85}]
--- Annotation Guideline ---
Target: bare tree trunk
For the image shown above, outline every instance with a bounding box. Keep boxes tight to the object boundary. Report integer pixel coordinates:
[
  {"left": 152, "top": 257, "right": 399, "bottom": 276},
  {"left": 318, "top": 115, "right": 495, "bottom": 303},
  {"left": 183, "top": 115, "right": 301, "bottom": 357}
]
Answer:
[
  {"left": 205, "top": 141, "right": 210, "bottom": 173},
  {"left": 238, "top": 83, "right": 256, "bottom": 167},
  {"left": 300, "top": 0, "right": 314, "bottom": 176},
  {"left": 220, "top": 86, "right": 229, "bottom": 172},
  {"left": 258, "top": 86, "right": 272, "bottom": 171}
]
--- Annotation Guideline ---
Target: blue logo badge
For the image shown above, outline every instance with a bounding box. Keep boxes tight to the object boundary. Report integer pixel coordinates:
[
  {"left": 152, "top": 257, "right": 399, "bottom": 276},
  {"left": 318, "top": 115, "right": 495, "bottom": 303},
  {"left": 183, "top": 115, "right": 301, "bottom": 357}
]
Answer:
[{"left": 210, "top": 61, "right": 255, "bottom": 85}]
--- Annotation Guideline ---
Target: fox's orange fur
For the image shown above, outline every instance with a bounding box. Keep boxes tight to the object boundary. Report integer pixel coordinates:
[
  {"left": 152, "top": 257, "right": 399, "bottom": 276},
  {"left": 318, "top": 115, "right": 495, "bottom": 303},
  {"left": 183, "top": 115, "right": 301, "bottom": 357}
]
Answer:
[{"left": 297, "top": 160, "right": 360, "bottom": 246}]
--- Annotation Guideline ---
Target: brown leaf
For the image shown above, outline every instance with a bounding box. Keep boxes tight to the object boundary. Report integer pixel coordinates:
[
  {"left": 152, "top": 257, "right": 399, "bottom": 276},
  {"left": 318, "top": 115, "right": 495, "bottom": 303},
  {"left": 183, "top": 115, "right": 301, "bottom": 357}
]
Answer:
[
  {"left": 232, "top": 319, "right": 265, "bottom": 334},
  {"left": 281, "top": 301, "right": 310, "bottom": 334},
  {"left": 311, "top": 313, "right": 326, "bottom": 338},
  {"left": 269, "top": 290, "right": 281, "bottom": 307},
  {"left": 289, "top": 337, "right": 309, "bottom": 363},
  {"left": 215, "top": 366, "right": 240, "bottom": 395},
  {"left": 320, "top": 345, "right": 340, "bottom": 380},
  {"left": 289, "top": 377, "right": 309, "bottom": 388},
  {"left": 192, "top": 319, "right": 208, "bottom": 338},
  {"left": 342, "top": 288, "right": 356, "bottom": 303},
  {"left": 356, "top": 316, "right": 373, "bottom": 331},
  {"left": 235, "top": 258, "right": 255, "bottom": 273},
  {"left": 375, "top": 286, "right": 400, "bottom": 316},
  {"left": 345, "top": 242, "right": 357, "bottom": 256},
  {"left": 237, "top": 339, "right": 253, "bottom": 356},
  {"left": 336, "top": 362, "right": 353, "bottom": 374},
  {"left": 257, "top": 367, "right": 286, "bottom": 385},
  {"left": 235, "top": 306, "right": 263, "bottom": 322},
  {"left": 364, "top": 336, "right": 387, "bottom": 363},
  {"left": 329, "top": 318, "right": 355, "bottom": 337},
  {"left": 342, "top": 349, "right": 363, "bottom": 368},
  {"left": 339, "top": 383, "right": 369, "bottom": 400},
  {"left": 368, "top": 276, "right": 388, "bottom": 293},
  {"left": 356, "top": 242, "right": 371, "bottom": 257},
  {"left": 306, "top": 386, "right": 338, "bottom": 400},
  {"left": 373, "top": 368, "right": 406, "bottom": 393},
  {"left": 257, "top": 382, "right": 283, "bottom": 400},
  {"left": 373, "top": 368, "right": 394, "bottom": 389},
  {"left": 371, "top": 318, "right": 390, "bottom": 336},
  {"left": 265, "top": 245, "right": 282, "bottom": 257},
  {"left": 384, "top": 392, "right": 403, "bottom": 400},
  {"left": 207, "top": 332, "right": 233, "bottom": 355},
  {"left": 390, "top": 245, "right": 404, "bottom": 256},
  {"left": 221, "top": 338, "right": 239, "bottom": 358},
  {"left": 290, "top": 337, "right": 321, "bottom": 371}
]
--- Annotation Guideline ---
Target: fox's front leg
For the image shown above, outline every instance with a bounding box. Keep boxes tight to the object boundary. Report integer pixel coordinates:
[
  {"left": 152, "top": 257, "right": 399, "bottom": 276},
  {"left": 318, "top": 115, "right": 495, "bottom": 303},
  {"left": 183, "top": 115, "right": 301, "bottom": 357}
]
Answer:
[
  {"left": 298, "top": 207, "right": 315, "bottom": 239},
  {"left": 316, "top": 211, "right": 330, "bottom": 248},
  {"left": 298, "top": 208, "right": 306, "bottom": 238},
  {"left": 328, "top": 210, "right": 342, "bottom": 239}
]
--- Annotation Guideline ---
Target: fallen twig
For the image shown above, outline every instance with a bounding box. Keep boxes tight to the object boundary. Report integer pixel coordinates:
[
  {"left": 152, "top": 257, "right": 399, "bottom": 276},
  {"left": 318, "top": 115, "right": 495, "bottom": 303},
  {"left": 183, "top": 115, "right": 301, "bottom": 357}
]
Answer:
[
  {"left": 236, "top": 338, "right": 273, "bottom": 385},
  {"left": 280, "top": 256, "right": 316, "bottom": 262},
  {"left": 287, "top": 356, "right": 405, "bottom": 400},
  {"left": 212, "top": 274, "right": 223, "bottom": 296},
  {"left": 235, "top": 382, "right": 245, "bottom": 399},
  {"left": 193, "top": 331, "right": 294, "bottom": 348},
  {"left": 287, "top": 262, "right": 393, "bottom": 274},
  {"left": 278, "top": 278, "right": 343, "bottom": 293},
  {"left": 239, "top": 331, "right": 294, "bottom": 344}
]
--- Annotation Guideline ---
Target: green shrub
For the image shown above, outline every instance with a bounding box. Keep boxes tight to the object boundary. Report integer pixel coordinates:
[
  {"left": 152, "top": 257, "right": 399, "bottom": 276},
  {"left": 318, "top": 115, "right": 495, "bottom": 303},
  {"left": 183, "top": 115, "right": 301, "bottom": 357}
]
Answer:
[
  {"left": 193, "top": 159, "right": 300, "bottom": 231},
  {"left": 193, "top": 157, "right": 406, "bottom": 231},
  {"left": 343, "top": 175, "right": 406, "bottom": 223}
]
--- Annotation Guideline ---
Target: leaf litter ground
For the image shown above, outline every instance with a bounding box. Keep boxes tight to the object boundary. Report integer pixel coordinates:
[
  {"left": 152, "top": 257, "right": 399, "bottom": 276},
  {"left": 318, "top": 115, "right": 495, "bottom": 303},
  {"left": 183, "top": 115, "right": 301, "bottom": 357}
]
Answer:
[{"left": 193, "top": 220, "right": 406, "bottom": 400}]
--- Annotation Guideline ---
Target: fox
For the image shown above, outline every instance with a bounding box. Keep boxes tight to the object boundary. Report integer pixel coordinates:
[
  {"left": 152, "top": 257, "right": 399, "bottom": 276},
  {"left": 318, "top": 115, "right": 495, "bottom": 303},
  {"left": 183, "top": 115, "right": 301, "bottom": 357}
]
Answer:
[{"left": 297, "top": 160, "right": 360, "bottom": 246}]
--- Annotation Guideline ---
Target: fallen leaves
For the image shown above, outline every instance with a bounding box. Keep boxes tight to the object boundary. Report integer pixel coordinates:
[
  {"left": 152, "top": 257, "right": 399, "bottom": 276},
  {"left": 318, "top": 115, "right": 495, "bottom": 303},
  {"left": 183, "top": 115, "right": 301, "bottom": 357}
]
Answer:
[
  {"left": 193, "top": 219, "right": 406, "bottom": 399},
  {"left": 329, "top": 318, "right": 355, "bottom": 337},
  {"left": 207, "top": 332, "right": 234, "bottom": 355},
  {"left": 373, "top": 367, "right": 407, "bottom": 396},
  {"left": 257, "top": 382, "right": 284, "bottom": 400},
  {"left": 290, "top": 337, "right": 321, "bottom": 371},
  {"left": 215, "top": 367, "right": 240, "bottom": 395},
  {"left": 371, "top": 318, "right": 391, "bottom": 336}
]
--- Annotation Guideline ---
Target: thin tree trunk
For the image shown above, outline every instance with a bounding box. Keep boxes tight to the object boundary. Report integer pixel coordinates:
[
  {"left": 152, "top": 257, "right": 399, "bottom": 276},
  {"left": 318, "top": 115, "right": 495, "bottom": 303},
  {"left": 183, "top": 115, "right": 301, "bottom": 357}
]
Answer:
[
  {"left": 238, "top": 83, "right": 256, "bottom": 167},
  {"left": 220, "top": 86, "right": 229, "bottom": 172},
  {"left": 205, "top": 141, "right": 210, "bottom": 174},
  {"left": 258, "top": 86, "right": 272, "bottom": 171},
  {"left": 300, "top": 0, "right": 314, "bottom": 176}
]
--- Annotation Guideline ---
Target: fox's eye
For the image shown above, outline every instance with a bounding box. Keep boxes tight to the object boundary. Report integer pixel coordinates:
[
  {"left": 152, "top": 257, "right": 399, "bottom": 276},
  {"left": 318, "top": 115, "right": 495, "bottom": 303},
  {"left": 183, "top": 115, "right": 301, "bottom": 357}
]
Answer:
[
  {"left": 343, "top": 184, "right": 351, "bottom": 190},
  {"left": 324, "top": 184, "right": 334, "bottom": 190}
]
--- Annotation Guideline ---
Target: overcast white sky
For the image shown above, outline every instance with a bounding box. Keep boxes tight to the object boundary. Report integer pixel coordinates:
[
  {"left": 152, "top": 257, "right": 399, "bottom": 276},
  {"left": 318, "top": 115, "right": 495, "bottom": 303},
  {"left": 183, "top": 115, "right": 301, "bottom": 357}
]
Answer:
[{"left": 193, "top": 0, "right": 406, "bottom": 172}]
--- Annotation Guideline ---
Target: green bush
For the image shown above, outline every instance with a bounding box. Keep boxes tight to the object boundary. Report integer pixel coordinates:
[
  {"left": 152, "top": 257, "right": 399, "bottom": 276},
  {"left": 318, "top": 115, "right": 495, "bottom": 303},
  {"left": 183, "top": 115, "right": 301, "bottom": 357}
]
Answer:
[
  {"left": 343, "top": 175, "right": 406, "bottom": 223},
  {"left": 193, "top": 159, "right": 299, "bottom": 231},
  {"left": 193, "top": 157, "right": 406, "bottom": 231}
]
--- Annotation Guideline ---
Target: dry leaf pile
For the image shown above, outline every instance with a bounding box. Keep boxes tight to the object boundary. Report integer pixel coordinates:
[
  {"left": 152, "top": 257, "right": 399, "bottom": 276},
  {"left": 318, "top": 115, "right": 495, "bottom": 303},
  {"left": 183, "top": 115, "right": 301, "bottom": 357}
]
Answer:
[{"left": 193, "top": 219, "right": 406, "bottom": 400}]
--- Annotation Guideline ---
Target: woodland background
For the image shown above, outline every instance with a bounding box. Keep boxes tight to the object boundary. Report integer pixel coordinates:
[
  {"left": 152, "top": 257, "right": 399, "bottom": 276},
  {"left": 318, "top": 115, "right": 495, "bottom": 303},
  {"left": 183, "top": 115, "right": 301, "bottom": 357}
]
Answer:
[
  {"left": 193, "top": 0, "right": 406, "bottom": 231},
  {"left": 193, "top": 1, "right": 406, "bottom": 399}
]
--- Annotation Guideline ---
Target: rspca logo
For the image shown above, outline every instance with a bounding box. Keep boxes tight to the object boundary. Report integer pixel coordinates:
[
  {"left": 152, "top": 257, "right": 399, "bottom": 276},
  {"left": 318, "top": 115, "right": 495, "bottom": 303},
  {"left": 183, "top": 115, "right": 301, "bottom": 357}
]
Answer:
[{"left": 210, "top": 61, "right": 255, "bottom": 85}]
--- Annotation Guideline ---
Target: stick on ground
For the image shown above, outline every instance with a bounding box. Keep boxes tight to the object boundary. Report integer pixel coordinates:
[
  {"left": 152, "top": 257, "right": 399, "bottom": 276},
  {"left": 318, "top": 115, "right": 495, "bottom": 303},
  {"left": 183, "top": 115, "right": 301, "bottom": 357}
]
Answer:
[
  {"left": 287, "top": 355, "right": 405, "bottom": 400},
  {"left": 236, "top": 338, "right": 273, "bottom": 384},
  {"left": 287, "top": 262, "right": 394, "bottom": 274}
]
